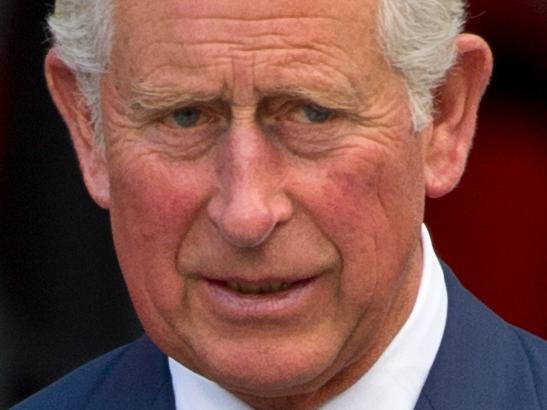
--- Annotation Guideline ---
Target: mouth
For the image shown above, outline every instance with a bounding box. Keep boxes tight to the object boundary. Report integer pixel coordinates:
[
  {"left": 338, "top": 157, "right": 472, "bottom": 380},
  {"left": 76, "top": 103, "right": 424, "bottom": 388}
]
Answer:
[
  {"left": 210, "top": 278, "right": 313, "bottom": 296},
  {"left": 197, "top": 274, "right": 324, "bottom": 320}
]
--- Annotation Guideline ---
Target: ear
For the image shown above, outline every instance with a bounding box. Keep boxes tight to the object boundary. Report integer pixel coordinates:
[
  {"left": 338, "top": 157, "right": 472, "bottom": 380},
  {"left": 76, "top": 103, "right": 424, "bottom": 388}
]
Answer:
[
  {"left": 44, "top": 50, "right": 111, "bottom": 208},
  {"left": 424, "top": 34, "right": 493, "bottom": 198}
]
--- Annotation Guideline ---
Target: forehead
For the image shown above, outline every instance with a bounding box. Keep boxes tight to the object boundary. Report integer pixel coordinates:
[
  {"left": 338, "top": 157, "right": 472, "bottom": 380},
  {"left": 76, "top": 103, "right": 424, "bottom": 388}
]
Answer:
[
  {"left": 113, "top": 0, "right": 377, "bottom": 37},
  {"left": 110, "top": 0, "right": 386, "bottom": 101}
]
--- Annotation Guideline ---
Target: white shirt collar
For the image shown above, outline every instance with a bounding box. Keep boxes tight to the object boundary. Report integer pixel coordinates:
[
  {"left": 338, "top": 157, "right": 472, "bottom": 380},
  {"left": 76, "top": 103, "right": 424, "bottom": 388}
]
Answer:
[{"left": 168, "top": 225, "right": 447, "bottom": 410}]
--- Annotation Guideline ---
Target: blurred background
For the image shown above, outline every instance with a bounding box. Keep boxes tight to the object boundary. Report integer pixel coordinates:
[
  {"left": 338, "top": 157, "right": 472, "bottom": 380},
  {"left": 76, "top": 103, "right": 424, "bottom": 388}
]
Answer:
[{"left": 0, "top": 0, "right": 545, "bottom": 408}]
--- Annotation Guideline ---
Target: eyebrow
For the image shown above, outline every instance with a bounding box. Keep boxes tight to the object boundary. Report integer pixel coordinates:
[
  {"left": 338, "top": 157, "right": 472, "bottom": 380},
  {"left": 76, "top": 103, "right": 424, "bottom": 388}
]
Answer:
[
  {"left": 127, "top": 79, "right": 364, "bottom": 119},
  {"left": 261, "top": 84, "right": 362, "bottom": 111},
  {"left": 128, "top": 83, "right": 222, "bottom": 118}
]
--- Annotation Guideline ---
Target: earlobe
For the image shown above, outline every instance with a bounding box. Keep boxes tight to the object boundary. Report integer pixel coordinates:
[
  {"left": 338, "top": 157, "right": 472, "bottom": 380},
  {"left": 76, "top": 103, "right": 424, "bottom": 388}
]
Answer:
[
  {"left": 424, "top": 34, "right": 493, "bottom": 198},
  {"left": 44, "top": 50, "right": 111, "bottom": 209}
]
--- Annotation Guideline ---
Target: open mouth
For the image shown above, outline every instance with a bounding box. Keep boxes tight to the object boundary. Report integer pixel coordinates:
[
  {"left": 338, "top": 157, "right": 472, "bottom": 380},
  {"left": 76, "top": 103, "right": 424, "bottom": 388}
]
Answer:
[
  {"left": 200, "top": 274, "right": 323, "bottom": 318},
  {"left": 208, "top": 278, "right": 314, "bottom": 296}
]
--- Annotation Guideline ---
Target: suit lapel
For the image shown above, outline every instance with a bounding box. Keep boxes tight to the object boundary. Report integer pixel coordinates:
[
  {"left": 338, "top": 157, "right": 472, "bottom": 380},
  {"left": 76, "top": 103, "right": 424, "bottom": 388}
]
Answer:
[
  {"left": 416, "top": 263, "right": 539, "bottom": 409},
  {"left": 86, "top": 335, "right": 176, "bottom": 409}
]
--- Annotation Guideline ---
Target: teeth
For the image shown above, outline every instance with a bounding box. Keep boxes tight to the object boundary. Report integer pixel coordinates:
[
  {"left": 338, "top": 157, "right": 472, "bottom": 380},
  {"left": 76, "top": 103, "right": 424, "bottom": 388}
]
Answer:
[
  {"left": 270, "top": 282, "right": 282, "bottom": 292},
  {"left": 280, "top": 282, "right": 292, "bottom": 290},
  {"left": 227, "top": 281, "right": 241, "bottom": 292},
  {"left": 225, "top": 281, "right": 292, "bottom": 294},
  {"left": 243, "top": 284, "right": 262, "bottom": 294}
]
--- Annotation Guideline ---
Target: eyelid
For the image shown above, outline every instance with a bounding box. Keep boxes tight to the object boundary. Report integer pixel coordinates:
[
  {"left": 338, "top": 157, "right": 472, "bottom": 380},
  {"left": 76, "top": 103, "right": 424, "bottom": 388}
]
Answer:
[
  {"left": 171, "top": 103, "right": 222, "bottom": 117},
  {"left": 165, "top": 103, "right": 228, "bottom": 127},
  {"left": 130, "top": 99, "right": 225, "bottom": 123},
  {"left": 287, "top": 101, "right": 340, "bottom": 124},
  {"left": 263, "top": 99, "right": 333, "bottom": 117}
]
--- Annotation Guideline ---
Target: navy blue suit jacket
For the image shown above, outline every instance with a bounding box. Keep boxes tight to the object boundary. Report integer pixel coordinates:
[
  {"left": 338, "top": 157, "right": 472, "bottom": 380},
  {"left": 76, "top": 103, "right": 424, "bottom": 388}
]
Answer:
[{"left": 13, "top": 265, "right": 547, "bottom": 409}]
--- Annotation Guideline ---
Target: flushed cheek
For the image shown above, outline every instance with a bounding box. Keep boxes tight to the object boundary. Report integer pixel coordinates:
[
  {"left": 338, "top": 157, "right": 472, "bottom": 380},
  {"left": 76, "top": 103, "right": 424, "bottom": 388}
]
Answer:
[
  {"left": 107, "top": 152, "right": 213, "bottom": 317},
  {"left": 291, "top": 146, "right": 422, "bottom": 303}
]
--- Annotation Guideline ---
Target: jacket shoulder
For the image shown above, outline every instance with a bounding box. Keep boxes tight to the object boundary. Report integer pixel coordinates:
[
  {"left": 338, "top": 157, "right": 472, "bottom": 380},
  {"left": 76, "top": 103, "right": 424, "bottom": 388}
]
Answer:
[
  {"left": 417, "top": 264, "right": 547, "bottom": 410},
  {"left": 11, "top": 336, "right": 174, "bottom": 410},
  {"left": 511, "top": 326, "right": 547, "bottom": 407}
]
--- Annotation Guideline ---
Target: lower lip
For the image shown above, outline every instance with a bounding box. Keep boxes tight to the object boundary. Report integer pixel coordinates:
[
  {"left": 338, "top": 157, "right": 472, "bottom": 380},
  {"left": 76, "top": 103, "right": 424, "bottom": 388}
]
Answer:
[{"left": 200, "top": 277, "right": 321, "bottom": 321}]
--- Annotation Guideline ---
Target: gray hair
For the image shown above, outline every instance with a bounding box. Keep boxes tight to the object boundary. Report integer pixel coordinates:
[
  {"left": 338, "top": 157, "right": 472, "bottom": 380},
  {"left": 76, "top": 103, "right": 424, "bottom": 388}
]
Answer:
[
  {"left": 379, "top": 0, "right": 464, "bottom": 130},
  {"left": 47, "top": 0, "right": 465, "bottom": 142},
  {"left": 48, "top": 0, "right": 113, "bottom": 142}
]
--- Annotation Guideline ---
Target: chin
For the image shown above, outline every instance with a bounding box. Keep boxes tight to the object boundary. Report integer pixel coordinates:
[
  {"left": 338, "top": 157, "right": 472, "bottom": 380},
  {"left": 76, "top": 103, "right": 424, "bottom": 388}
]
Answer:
[{"left": 180, "top": 333, "right": 343, "bottom": 398}]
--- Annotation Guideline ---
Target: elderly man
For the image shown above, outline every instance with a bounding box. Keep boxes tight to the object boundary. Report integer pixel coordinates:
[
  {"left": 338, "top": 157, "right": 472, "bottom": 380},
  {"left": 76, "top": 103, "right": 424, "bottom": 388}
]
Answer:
[{"left": 14, "top": 0, "right": 546, "bottom": 409}]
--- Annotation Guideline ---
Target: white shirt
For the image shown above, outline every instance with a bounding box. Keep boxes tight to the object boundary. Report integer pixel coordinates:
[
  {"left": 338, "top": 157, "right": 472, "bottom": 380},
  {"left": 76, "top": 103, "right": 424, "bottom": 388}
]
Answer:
[{"left": 169, "top": 225, "right": 447, "bottom": 410}]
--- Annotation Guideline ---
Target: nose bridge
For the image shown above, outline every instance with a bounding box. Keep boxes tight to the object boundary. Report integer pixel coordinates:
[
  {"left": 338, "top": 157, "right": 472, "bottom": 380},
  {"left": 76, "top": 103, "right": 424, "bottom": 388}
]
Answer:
[
  {"left": 207, "top": 122, "right": 293, "bottom": 247},
  {"left": 228, "top": 122, "right": 275, "bottom": 194}
]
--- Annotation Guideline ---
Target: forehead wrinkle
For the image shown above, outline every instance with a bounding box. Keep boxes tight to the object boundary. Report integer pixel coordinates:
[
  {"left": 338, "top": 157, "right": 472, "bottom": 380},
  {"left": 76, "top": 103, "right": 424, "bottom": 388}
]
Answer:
[
  {"left": 114, "top": 2, "right": 380, "bottom": 111},
  {"left": 120, "top": 26, "right": 375, "bottom": 114},
  {"left": 163, "top": 0, "right": 365, "bottom": 23},
  {"left": 252, "top": 57, "right": 365, "bottom": 111},
  {"left": 161, "top": 15, "right": 343, "bottom": 24},
  {"left": 121, "top": 11, "right": 354, "bottom": 50},
  {"left": 129, "top": 6, "right": 367, "bottom": 56},
  {"left": 128, "top": 81, "right": 226, "bottom": 113},
  {"left": 127, "top": 60, "right": 364, "bottom": 114}
]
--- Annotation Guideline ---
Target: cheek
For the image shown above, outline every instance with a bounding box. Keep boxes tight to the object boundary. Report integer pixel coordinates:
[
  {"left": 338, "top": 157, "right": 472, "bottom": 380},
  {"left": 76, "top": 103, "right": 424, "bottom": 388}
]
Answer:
[
  {"left": 290, "top": 142, "right": 425, "bottom": 303},
  {"left": 106, "top": 153, "right": 212, "bottom": 315}
]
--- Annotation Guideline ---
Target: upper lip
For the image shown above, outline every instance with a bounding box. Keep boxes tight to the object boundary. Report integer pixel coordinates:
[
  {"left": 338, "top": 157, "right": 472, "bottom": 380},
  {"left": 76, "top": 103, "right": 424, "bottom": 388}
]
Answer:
[
  {"left": 184, "top": 265, "right": 335, "bottom": 294},
  {"left": 198, "top": 273, "right": 318, "bottom": 287},
  {"left": 203, "top": 274, "right": 319, "bottom": 295}
]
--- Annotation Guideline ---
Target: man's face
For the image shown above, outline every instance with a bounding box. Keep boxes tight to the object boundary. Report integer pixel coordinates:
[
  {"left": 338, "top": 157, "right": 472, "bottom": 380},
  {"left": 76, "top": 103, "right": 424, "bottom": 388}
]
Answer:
[{"left": 101, "top": 0, "right": 426, "bottom": 402}]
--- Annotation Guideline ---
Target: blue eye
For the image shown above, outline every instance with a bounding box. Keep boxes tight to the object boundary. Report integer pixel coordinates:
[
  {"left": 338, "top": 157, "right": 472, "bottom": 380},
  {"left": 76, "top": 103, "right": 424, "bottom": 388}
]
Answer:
[
  {"left": 303, "top": 104, "right": 332, "bottom": 123},
  {"left": 173, "top": 108, "right": 201, "bottom": 128}
]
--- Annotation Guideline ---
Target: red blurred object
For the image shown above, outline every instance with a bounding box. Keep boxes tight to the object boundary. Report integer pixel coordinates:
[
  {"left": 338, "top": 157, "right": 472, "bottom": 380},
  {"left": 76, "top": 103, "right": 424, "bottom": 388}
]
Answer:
[
  {"left": 0, "top": 1, "right": 542, "bottom": 341},
  {"left": 425, "top": 0, "right": 547, "bottom": 340},
  {"left": 426, "top": 101, "right": 547, "bottom": 339},
  {"left": 426, "top": 0, "right": 547, "bottom": 338}
]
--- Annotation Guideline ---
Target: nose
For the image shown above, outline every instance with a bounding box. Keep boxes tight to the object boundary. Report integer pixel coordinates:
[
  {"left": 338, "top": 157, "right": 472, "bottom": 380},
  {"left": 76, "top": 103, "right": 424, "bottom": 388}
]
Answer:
[{"left": 207, "top": 124, "right": 293, "bottom": 248}]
